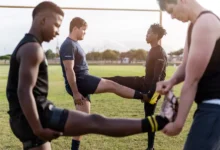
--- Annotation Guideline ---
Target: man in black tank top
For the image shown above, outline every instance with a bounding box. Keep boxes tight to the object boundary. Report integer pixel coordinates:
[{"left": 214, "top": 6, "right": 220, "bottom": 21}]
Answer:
[
  {"left": 157, "top": 0, "right": 220, "bottom": 149},
  {"left": 6, "top": 1, "right": 178, "bottom": 150},
  {"left": 105, "top": 23, "right": 167, "bottom": 150}
]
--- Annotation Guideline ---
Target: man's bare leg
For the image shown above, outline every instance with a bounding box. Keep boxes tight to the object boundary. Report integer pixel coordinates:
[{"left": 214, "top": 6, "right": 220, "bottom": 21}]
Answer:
[
  {"left": 95, "top": 78, "right": 148, "bottom": 101},
  {"left": 72, "top": 100, "right": 90, "bottom": 149},
  {"left": 30, "top": 142, "right": 51, "bottom": 150},
  {"left": 63, "top": 110, "right": 169, "bottom": 137}
]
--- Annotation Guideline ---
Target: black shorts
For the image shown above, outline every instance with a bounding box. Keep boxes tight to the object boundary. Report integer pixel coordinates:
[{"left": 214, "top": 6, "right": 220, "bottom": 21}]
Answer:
[
  {"left": 66, "top": 74, "right": 101, "bottom": 100},
  {"left": 9, "top": 104, "right": 69, "bottom": 150}
]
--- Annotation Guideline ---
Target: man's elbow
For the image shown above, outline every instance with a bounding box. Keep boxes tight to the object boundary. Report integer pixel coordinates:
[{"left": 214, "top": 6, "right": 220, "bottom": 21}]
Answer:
[
  {"left": 185, "top": 77, "right": 200, "bottom": 87},
  {"left": 65, "top": 67, "right": 75, "bottom": 76},
  {"left": 17, "top": 86, "right": 31, "bottom": 100}
]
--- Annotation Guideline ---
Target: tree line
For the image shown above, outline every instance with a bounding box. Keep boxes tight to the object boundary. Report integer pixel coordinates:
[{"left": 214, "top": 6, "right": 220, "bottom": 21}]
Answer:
[
  {"left": 86, "top": 49, "right": 148, "bottom": 63},
  {"left": 0, "top": 48, "right": 184, "bottom": 63},
  {"left": 44, "top": 49, "right": 149, "bottom": 63}
]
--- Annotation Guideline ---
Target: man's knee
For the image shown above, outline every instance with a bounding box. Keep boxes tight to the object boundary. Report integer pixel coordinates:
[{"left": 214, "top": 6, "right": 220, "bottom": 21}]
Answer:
[
  {"left": 101, "top": 79, "right": 118, "bottom": 93},
  {"left": 89, "top": 114, "right": 106, "bottom": 127},
  {"left": 29, "top": 142, "right": 51, "bottom": 150},
  {"left": 75, "top": 100, "right": 90, "bottom": 114}
]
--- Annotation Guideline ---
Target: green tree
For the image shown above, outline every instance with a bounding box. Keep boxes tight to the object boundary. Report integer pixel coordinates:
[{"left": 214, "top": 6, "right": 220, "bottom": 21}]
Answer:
[
  {"left": 0, "top": 55, "right": 11, "bottom": 64},
  {"left": 168, "top": 48, "right": 183, "bottom": 56},
  {"left": 134, "top": 49, "right": 147, "bottom": 62},
  {"left": 45, "top": 49, "right": 56, "bottom": 59},
  {"left": 127, "top": 49, "right": 136, "bottom": 63},
  {"left": 102, "top": 49, "right": 119, "bottom": 62},
  {"left": 86, "top": 51, "right": 102, "bottom": 60}
]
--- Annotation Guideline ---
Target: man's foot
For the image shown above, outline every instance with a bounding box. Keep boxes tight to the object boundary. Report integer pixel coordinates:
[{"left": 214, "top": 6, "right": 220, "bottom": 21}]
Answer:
[{"left": 159, "top": 91, "right": 179, "bottom": 122}]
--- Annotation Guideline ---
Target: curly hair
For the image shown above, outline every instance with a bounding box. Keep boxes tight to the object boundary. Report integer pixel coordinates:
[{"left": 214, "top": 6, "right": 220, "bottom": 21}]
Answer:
[{"left": 150, "top": 23, "right": 167, "bottom": 40}]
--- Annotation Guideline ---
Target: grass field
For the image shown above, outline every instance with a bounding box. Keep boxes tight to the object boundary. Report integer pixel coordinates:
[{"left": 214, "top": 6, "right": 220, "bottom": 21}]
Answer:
[{"left": 0, "top": 65, "right": 196, "bottom": 150}]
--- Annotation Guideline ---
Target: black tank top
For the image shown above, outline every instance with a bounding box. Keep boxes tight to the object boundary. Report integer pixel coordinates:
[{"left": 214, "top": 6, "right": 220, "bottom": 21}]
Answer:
[
  {"left": 6, "top": 34, "right": 51, "bottom": 116},
  {"left": 187, "top": 11, "right": 220, "bottom": 103}
]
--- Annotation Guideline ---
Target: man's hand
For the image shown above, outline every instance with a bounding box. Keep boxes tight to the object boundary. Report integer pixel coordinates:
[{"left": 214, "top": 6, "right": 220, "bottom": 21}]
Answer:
[
  {"left": 162, "top": 122, "right": 183, "bottom": 136},
  {"left": 34, "top": 128, "right": 63, "bottom": 141},
  {"left": 73, "top": 92, "right": 85, "bottom": 105},
  {"left": 156, "top": 80, "right": 174, "bottom": 95}
]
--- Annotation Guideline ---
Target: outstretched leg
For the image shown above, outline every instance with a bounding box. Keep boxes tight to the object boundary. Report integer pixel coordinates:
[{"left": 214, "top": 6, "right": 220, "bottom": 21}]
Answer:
[
  {"left": 103, "top": 76, "right": 144, "bottom": 91},
  {"left": 95, "top": 78, "right": 149, "bottom": 101},
  {"left": 61, "top": 109, "right": 169, "bottom": 137},
  {"left": 78, "top": 74, "right": 149, "bottom": 102}
]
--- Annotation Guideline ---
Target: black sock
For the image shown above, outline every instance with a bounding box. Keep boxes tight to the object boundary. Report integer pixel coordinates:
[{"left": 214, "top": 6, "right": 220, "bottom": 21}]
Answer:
[
  {"left": 133, "top": 90, "right": 143, "bottom": 99},
  {"left": 147, "top": 132, "right": 155, "bottom": 149},
  {"left": 71, "top": 139, "right": 80, "bottom": 150},
  {"left": 141, "top": 115, "right": 169, "bottom": 132}
]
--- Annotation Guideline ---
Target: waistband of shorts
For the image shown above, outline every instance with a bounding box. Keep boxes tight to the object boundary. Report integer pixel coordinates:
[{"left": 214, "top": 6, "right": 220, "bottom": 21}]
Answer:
[{"left": 198, "top": 100, "right": 220, "bottom": 111}]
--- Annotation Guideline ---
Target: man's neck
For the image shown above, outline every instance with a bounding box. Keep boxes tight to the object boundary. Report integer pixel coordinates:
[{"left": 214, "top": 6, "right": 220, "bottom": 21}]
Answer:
[
  {"left": 188, "top": 1, "right": 207, "bottom": 23},
  {"left": 68, "top": 34, "right": 78, "bottom": 41},
  {"left": 150, "top": 41, "right": 159, "bottom": 48},
  {"left": 29, "top": 26, "right": 43, "bottom": 44}
]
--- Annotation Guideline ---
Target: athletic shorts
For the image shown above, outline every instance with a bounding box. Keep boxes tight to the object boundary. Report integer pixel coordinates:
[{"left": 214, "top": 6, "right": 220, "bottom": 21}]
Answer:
[
  {"left": 66, "top": 74, "right": 101, "bottom": 101},
  {"left": 184, "top": 103, "right": 220, "bottom": 150},
  {"left": 9, "top": 104, "right": 69, "bottom": 150}
]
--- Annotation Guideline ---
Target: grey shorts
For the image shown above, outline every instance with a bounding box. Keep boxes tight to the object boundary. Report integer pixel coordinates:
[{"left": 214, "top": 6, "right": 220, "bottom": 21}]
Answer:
[{"left": 184, "top": 103, "right": 220, "bottom": 150}]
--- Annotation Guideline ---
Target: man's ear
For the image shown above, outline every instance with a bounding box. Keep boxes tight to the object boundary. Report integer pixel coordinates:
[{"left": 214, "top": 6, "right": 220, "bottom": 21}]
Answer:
[{"left": 40, "top": 17, "right": 46, "bottom": 26}]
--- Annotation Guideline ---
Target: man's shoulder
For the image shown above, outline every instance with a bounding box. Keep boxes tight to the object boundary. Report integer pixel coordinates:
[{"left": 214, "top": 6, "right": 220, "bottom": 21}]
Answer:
[
  {"left": 151, "top": 46, "right": 164, "bottom": 54},
  {"left": 151, "top": 46, "right": 167, "bottom": 60},
  {"left": 194, "top": 12, "right": 220, "bottom": 32},
  {"left": 60, "top": 38, "right": 77, "bottom": 51}
]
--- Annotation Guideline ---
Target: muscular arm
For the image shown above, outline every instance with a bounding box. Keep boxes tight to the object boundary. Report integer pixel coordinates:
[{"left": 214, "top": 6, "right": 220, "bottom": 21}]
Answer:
[
  {"left": 175, "top": 14, "right": 219, "bottom": 127},
  {"left": 17, "top": 43, "right": 45, "bottom": 134},
  {"left": 60, "top": 42, "right": 80, "bottom": 96}
]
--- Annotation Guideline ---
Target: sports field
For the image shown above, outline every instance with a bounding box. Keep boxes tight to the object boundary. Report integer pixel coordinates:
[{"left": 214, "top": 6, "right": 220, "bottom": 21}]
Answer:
[{"left": 0, "top": 65, "right": 196, "bottom": 150}]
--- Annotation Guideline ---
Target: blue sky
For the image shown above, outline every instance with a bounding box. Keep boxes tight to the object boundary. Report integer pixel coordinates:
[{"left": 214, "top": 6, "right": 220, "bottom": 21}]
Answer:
[{"left": 0, "top": 0, "right": 219, "bottom": 55}]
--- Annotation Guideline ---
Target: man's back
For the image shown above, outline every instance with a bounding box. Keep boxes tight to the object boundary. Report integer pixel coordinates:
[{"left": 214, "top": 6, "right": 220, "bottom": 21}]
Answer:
[{"left": 6, "top": 34, "right": 49, "bottom": 117}]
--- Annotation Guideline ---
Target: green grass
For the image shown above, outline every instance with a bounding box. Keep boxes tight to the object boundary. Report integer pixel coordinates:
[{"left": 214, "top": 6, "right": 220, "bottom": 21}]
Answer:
[{"left": 0, "top": 65, "right": 196, "bottom": 150}]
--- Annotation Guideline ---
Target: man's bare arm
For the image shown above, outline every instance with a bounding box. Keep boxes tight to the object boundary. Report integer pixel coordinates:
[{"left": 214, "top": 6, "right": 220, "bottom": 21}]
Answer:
[
  {"left": 175, "top": 14, "right": 219, "bottom": 127},
  {"left": 63, "top": 60, "right": 79, "bottom": 94},
  {"left": 17, "top": 42, "right": 45, "bottom": 134}
]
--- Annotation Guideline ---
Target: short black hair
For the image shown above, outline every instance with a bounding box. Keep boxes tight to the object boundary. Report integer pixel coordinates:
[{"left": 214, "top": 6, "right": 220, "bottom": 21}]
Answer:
[
  {"left": 69, "top": 17, "right": 87, "bottom": 33},
  {"left": 150, "top": 23, "right": 167, "bottom": 40},
  {"left": 32, "top": 1, "right": 64, "bottom": 19},
  {"left": 157, "top": 0, "right": 177, "bottom": 11}
]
